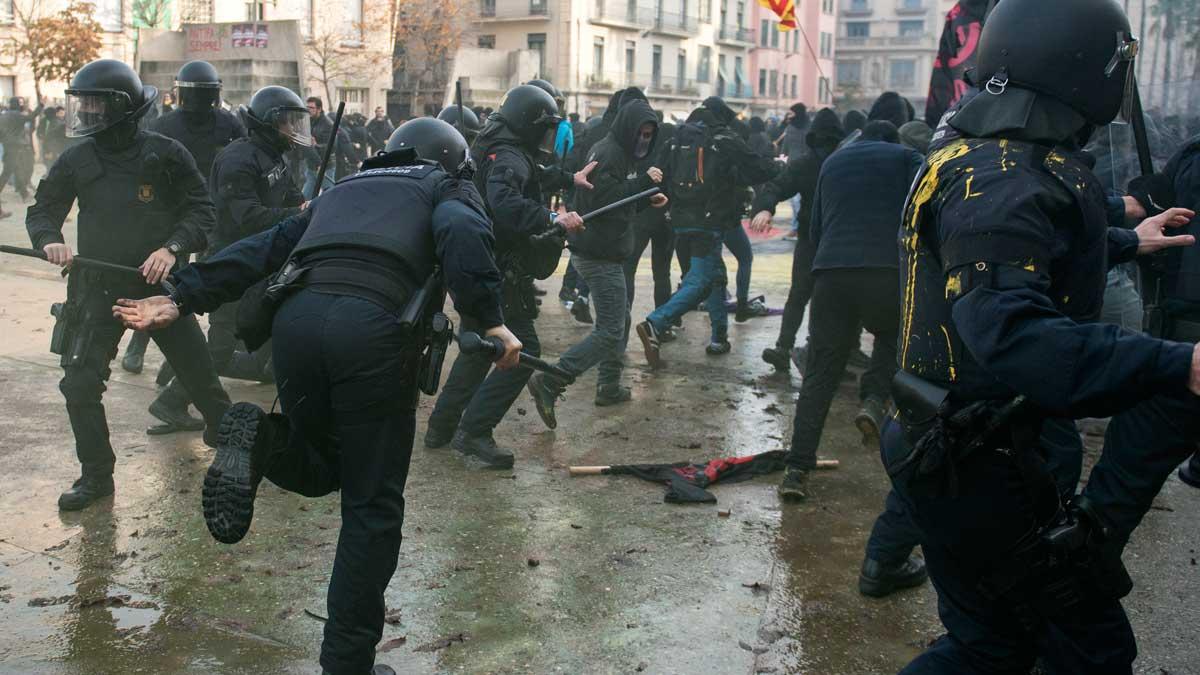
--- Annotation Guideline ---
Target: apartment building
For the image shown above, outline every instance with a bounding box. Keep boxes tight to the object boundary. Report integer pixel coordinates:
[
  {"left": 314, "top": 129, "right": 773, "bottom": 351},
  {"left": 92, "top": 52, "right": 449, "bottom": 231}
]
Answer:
[
  {"left": 832, "top": 0, "right": 955, "bottom": 112},
  {"left": 746, "top": 0, "right": 837, "bottom": 117},
  {"left": 469, "top": 0, "right": 832, "bottom": 120}
]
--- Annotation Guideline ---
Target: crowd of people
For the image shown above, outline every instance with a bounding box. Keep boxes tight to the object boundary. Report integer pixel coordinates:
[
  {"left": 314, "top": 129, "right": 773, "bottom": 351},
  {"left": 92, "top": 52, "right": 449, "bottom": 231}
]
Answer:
[{"left": 10, "top": 0, "right": 1200, "bottom": 672}]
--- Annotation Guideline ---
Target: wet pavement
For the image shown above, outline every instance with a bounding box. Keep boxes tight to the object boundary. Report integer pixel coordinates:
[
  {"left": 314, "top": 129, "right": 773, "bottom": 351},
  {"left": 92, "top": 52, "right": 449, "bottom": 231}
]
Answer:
[{"left": 1, "top": 188, "right": 1197, "bottom": 674}]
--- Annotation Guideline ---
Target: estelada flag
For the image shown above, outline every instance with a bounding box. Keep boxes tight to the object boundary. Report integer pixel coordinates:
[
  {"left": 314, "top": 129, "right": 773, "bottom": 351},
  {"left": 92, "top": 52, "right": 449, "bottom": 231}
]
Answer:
[
  {"left": 600, "top": 451, "right": 789, "bottom": 503},
  {"left": 758, "top": 0, "right": 797, "bottom": 31}
]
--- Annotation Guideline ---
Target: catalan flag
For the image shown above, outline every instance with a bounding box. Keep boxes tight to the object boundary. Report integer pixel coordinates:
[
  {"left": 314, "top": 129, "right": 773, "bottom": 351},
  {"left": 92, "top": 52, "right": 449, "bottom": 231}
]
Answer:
[{"left": 758, "top": 0, "right": 797, "bottom": 30}]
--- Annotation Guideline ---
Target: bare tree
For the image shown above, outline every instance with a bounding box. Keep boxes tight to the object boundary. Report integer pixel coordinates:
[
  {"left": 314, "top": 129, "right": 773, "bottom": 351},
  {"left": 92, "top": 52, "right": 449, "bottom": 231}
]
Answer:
[
  {"left": 305, "top": 1, "right": 389, "bottom": 107},
  {"left": 132, "top": 0, "right": 172, "bottom": 28},
  {"left": 392, "top": 0, "right": 476, "bottom": 114}
]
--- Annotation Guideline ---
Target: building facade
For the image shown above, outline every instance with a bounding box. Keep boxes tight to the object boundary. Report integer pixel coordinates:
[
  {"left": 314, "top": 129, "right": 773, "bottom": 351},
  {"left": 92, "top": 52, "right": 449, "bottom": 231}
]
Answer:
[{"left": 746, "top": 0, "right": 837, "bottom": 118}]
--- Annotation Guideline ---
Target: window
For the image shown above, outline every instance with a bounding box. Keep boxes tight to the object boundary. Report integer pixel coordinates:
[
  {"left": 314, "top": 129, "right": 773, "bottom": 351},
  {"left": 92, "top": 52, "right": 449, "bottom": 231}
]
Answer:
[
  {"left": 771, "top": 25, "right": 779, "bottom": 48},
  {"left": 303, "top": 0, "right": 314, "bottom": 35},
  {"left": 698, "top": 45, "right": 711, "bottom": 82},
  {"left": 343, "top": 0, "right": 363, "bottom": 42},
  {"left": 717, "top": 54, "right": 727, "bottom": 97},
  {"left": 837, "top": 60, "right": 862, "bottom": 84},
  {"left": 819, "top": 76, "right": 831, "bottom": 103},
  {"left": 734, "top": 55, "right": 744, "bottom": 96},
  {"left": 530, "top": 0, "right": 547, "bottom": 14},
  {"left": 677, "top": 50, "right": 687, "bottom": 88},
  {"left": 478, "top": 34, "right": 496, "bottom": 49},
  {"left": 594, "top": 37, "right": 605, "bottom": 77},
  {"left": 760, "top": 19, "right": 769, "bottom": 47},
  {"left": 0, "top": 76, "right": 13, "bottom": 99},
  {"left": 898, "top": 0, "right": 923, "bottom": 8},
  {"left": 652, "top": 45, "right": 663, "bottom": 87},
  {"left": 889, "top": 59, "right": 916, "bottom": 87},
  {"left": 481, "top": 0, "right": 496, "bottom": 16},
  {"left": 822, "top": 0, "right": 834, "bottom": 13},
  {"left": 98, "top": 0, "right": 123, "bottom": 31},
  {"left": 819, "top": 31, "right": 831, "bottom": 58},
  {"left": 899, "top": 20, "right": 924, "bottom": 36},
  {"left": 337, "top": 87, "right": 368, "bottom": 115},
  {"left": 700, "top": 0, "right": 710, "bottom": 23},
  {"left": 847, "top": 0, "right": 870, "bottom": 10},
  {"left": 758, "top": 68, "right": 766, "bottom": 96},
  {"left": 768, "top": 69, "right": 778, "bottom": 97},
  {"left": 736, "top": 0, "right": 745, "bottom": 28},
  {"left": 626, "top": 41, "right": 636, "bottom": 76},
  {"left": 846, "top": 22, "right": 870, "bottom": 38},
  {"left": 528, "top": 33, "right": 547, "bottom": 77},
  {"left": 0, "top": 0, "right": 12, "bottom": 23},
  {"left": 790, "top": 74, "right": 797, "bottom": 98},
  {"left": 245, "top": 1, "right": 263, "bottom": 20}
]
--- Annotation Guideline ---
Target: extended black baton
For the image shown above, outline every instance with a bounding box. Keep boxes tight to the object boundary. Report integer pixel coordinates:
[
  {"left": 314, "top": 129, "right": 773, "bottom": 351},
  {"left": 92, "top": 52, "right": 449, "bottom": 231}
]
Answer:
[
  {"left": 457, "top": 331, "right": 576, "bottom": 384},
  {"left": 1, "top": 244, "right": 175, "bottom": 293},
  {"left": 312, "top": 101, "right": 346, "bottom": 199},
  {"left": 530, "top": 187, "right": 663, "bottom": 244}
]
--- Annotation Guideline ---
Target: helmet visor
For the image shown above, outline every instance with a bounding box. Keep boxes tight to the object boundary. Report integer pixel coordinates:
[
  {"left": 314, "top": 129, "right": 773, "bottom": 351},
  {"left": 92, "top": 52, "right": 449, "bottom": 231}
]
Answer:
[
  {"left": 177, "top": 83, "right": 221, "bottom": 112},
  {"left": 64, "top": 91, "right": 128, "bottom": 138},
  {"left": 534, "top": 111, "right": 562, "bottom": 155},
  {"left": 275, "top": 109, "right": 313, "bottom": 147}
]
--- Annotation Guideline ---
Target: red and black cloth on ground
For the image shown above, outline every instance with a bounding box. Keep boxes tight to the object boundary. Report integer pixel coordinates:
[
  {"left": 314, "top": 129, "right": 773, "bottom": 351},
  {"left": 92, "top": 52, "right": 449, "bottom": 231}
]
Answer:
[{"left": 601, "top": 451, "right": 788, "bottom": 503}]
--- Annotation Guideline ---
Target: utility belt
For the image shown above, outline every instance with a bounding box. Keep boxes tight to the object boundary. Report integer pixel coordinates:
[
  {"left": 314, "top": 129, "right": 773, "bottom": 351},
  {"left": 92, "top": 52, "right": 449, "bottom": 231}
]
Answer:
[
  {"left": 51, "top": 266, "right": 162, "bottom": 367},
  {"left": 889, "top": 370, "right": 1133, "bottom": 616}
]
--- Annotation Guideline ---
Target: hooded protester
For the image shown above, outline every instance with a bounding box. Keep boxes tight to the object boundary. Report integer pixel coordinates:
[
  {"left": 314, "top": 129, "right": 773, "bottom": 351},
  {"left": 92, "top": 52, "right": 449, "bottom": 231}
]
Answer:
[
  {"left": 747, "top": 116, "right": 774, "bottom": 159},
  {"left": 842, "top": 109, "right": 867, "bottom": 135},
  {"left": 867, "top": 91, "right": 915, "bottom": 129},
  {"left": 623, "top": 120, "right": 679, "bottom": 316},
  {"left": 526, "top": 98, "right": 669, "bottom": 427},
  {"left": 779, "top": 102, "right": 810, "bottom": 159},
  {"left": 898, "top": 120, "right": 933, "bottom": 155},
  {"left": 751, "top": 108, "right": 846, "bottom": 372}
]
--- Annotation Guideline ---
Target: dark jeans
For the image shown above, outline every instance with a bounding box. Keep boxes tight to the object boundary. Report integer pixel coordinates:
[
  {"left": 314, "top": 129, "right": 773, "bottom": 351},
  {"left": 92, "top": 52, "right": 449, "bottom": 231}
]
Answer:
[
  {"left": 0, "top": 145, "right": 33, "bottom": 198},
  {"left": 59, "top": 274, "right": 230, "bottom": 477},
  {"left": 428, "top": 279, "right": 540, "bottom": 437},
  {"left": 266, "top": 289, "right": 418, "bottom": 675},
  {"left": 723, "top": 225, "right": 753, "bottom": 304},
  {"left": 777, "top": 236, "right": 816, "bottom": 350},
  {"left": 561, "top": 260, "right": 591, "bottom": 299},
  {"left": 557, "top": 255, "right": 627, "bottom": 388},
  {"left": 647, "top": 233, "right": 728, "bottom": 342},
  {"left": 882, "top": 419, "right": 1137, "bottom": 673},
  {"left": 624, "top": 209, "right": 675, "bottom": 310},
  {"left": 1084, "top": 388, "right": 1200, "bottom": 551},
  {"left": 156, "top": 301, "right": 273, "bottom": 409},
  {"left": 786, "top": 268, "right": 898, "bottom": 469}
]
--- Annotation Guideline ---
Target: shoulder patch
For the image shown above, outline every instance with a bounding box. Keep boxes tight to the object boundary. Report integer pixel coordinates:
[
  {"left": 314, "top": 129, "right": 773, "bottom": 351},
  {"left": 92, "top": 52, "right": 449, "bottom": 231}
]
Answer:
[{"left": 352, "top": 164, "right": 437, "bottom": 180}]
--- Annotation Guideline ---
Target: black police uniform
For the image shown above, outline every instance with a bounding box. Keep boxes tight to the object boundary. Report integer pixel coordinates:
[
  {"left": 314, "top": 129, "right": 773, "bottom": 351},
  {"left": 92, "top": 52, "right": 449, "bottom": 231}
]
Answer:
[
  {"left": 154, "top": 133, "right": 306, "bottom": 413},
  {"left": 1082, "top": 136, "right": 1200, "bottom": 552},
  {"left": 26, "top": 129, "right": 232, "bottom": 485},
  {"left": 149, "top": 106, "right": 246, "bottom": 179},
  {"left": 0, "top": 101, "right": 42, "bottom": 200},
  {"left": 167, "top": 151, "right": 504, "bottom": 674},
  {"left": 426, "top": 123, "right": 551, "bottom": 449}
]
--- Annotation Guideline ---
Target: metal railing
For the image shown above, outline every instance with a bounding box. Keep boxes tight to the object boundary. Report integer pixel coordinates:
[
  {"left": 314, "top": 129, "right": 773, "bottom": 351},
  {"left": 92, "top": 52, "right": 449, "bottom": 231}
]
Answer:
[
  {"left": 716, "top": 24, "right": 754, "bottom": 44},
  {"left": 591, "top": 1, "right": 698, "bottom": 34},
  {"left": 838, "top": 34, "right": 926, "bottom": 48},
  {"left": 842, "top": 0, "right": 873, "bottom": 15},
  {"left": 478, "top": 0, "right": 550, "bottom": 19}
]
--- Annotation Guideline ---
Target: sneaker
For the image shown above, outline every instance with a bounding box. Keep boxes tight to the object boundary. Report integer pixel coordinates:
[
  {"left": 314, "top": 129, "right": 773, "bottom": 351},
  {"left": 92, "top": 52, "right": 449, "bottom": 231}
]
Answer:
[
  {"left": 202, "top": 402, "right": 273, "bottom": 544},
  {"left": 595, "top": 384, "right": 632, "bottom": 407},
  {"left": 636, "top": 321, "right": 664, "bottom": 369},
  {"left": 1179, "top": 452, "right": 1200, "bottom": 489},
  {"left": 659, "top": 327, "right": 678, "bottom": 343},
  {"left": 854, "top": 396, "right": 887, "bottom": 448},
  {"left": 423, "top": 424, "right": 456, "bottom": 449},
  {"left": 762, "top": 346, "right": 791, "bottom": 372},
  {"left": 147, "top": 397, "right": 206, "bottom": 435},
  {"left": 570, "top": 296, "right": 593, "bottom": 324},
  {"left": 848, "top": 348, "right": 871, "bottom": 370},
  {"left": 778, "top": 467, "right": 808, "bottom": 502},
  {"left": 559, "top": 288, "right": 578, "bottom": 304},
  {"left": 451, "top": 431, "right": 515, "bottom": 469},
  {"left": 858, "top": 555, "right": 929, "bottom": 598},
  {"left": 58, "top": 474, "right": 115, "bottom": 511},
  {"left": 706, "top": 340, "right": 731, "bottom": 356},
  {"left": 735, "top": 297, "right": 770, "bottom": 323},
  {"left": 527, "top": 372, "right": 565, "bottom": 429}
]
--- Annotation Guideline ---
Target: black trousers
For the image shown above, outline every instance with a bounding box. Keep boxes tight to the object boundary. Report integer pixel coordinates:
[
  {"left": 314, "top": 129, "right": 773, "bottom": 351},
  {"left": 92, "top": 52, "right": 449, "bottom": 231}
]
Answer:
[
  {"left": 787, "top": 268, "right": 899, "bottom": 469},
  {"left": 776, "top": 236, "right": 816, "bottom": 350},
  {"left": 624, "top": 209, "right": 675, "bottom": 310},
  {"left": 265, "top": 289, "right": 418, "bottom": 675},
  {"left": 59, "top": 273, "right": 230, "bottom": 477},
  {"left": 0, "top": 145, "right": 34, "bottom": 198},
  {"left": 427, "top": 278, "right": 540, "bottom": 437},
  {"left": 157, "top": 300, "right": 272, "bottom": 409}
]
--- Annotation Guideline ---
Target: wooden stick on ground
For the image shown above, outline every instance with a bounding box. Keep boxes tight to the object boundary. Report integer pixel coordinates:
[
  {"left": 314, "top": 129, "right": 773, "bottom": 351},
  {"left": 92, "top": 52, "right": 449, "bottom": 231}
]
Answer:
[{"left": 568, "top": 458, "right": 839, "bottom": 477}]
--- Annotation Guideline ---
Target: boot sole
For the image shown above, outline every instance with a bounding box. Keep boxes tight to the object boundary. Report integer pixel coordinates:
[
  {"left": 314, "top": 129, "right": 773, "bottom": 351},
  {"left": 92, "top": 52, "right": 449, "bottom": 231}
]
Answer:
[
  {"left": 202, "top": 404, "right": 263, "bottom": 544},
  {"left": 526, "top": 380, "right": 558, "bottom": 430},
  {"left": 858, "top": 568, "right": 928, "bottom": 598},
  {"left": 855, "top": 413, "right": 881, "bottom": 448},
  {"left": 1179, "top": 464, "right": 1200, "bottom": 489},
  {"left": 636, "top": 324, "right": 663, "bottom": 369}
]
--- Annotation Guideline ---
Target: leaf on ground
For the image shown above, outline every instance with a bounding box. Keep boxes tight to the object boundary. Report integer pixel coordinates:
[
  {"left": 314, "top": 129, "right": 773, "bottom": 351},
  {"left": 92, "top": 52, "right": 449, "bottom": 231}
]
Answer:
[
  {"left": 413, "top": 632, "right": 467, "bottom": 653},
  {"left": 384, "top": 608, "right": 402, "bottom": 625},
  {"left": 377, "top": 636, "right": 408, "bottom": 652}
]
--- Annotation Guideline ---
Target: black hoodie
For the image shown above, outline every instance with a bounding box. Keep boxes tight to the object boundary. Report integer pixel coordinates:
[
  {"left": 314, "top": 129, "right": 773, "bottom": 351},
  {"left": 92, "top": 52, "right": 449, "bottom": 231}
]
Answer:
[
  {"left": 752, "top": 108, "right": 845, "bottom": 239},
  {"left": 568, "top": 98, "right": 659, "bottom": 262},
  {"left": 867, "top": 91, "right": 915, "bottom": 129}
]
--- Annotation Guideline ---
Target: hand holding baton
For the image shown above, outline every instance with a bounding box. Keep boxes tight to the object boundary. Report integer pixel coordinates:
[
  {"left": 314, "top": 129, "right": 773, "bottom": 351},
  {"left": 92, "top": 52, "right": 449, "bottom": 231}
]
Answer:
[
  {"left": 1, "top": 244, "right": 176, "bottom": 294},
  {"left": 457, "top": 331, "right": 576, "bottom": 384},
  {"left": 532, "top": 187, "right": 663, "bottom": 244}
]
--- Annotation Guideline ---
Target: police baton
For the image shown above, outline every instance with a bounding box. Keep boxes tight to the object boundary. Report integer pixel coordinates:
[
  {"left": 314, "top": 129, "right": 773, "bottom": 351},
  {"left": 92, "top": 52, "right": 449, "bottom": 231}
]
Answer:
[
  {"left": 312, "top": 101, "right": 346, "bottom": 199},
  {"left": 0, "top": 244, "right": 176, "bottom": 293},
  {"left": 457, "top": 331, "right": 576, "bottom": 384},
  {"left": 531, "top": 187, "right": 663, "bottom": 244}
]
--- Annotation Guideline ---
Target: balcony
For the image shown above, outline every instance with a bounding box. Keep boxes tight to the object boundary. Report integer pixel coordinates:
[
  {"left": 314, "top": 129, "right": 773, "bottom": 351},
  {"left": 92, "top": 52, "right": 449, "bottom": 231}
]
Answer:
[
  {"left": 842, "top": 0, "right": 873, "bottom": 16},
  {"left": 477, "top": 0, "right": 551, "bottom": 21},
  {"left": 645, "top": 76, "right": 701, "bottom": 96},
  {"left": 716, "top": 25, "right": 755, "bottom": 46},
  {"left": 590, "top": 2, "right": 698, "bottom": 35},
  {"left": 894, "top": 0, "right": 926, "bottom": 14},
  {"left": 838, "top": 34, "right": 926, "bottom": 49}
]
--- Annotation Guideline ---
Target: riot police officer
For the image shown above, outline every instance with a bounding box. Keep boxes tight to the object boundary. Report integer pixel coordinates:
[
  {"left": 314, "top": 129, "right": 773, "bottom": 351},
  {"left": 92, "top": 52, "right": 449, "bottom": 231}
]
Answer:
[
  {"left": 436, "top": 104, "right": 480, "bottom": 145},
  {"left": 112, "top": 117, "right": 520, "bottom": 675},
  {"left": 122, "top": 60, "right": 249, "bottom": 379},
  {"left": 147, "top": 85, "right": 309, "bottom": 432},
  {"left": 26, "top": 59, "right": 232, "bottom": 511},
  {"left": 0, "top": 94, "right": 42, "bottom": 210},
  {"left": 886, "top": 1, "right": 1200, "bottom": 671},
  {"left": 425, "top": 84, "right": 584, "bottom": 468}
]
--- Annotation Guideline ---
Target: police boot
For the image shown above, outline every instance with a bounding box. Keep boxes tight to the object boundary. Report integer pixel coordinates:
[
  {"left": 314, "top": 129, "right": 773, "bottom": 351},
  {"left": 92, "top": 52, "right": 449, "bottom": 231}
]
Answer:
[
  {"left": 423, "top": 423, "right": 456, "bottom": 450},
  {"left": 854, "top": 396, "right": 887, "bottom": 448},
  {"left": 527, "top": 372, "right": 567, "bottom": 429},
  {"left": 778, "top": 467, "right": 809, "bottom": 502},
  {"left": 570, "top": 296, "right": 593, "bottom": 324},
  {"left": 762, "top": 346, "right": 791, "bottom": 372},
  {"left": 858, "top": 554, "right": 928, "bottom": 598},
  {"left": 58, "top": 474, "right": 115, "bottom": 511},
  {"left": 595, "top": 384, "right": 632, "bottom": 407},
  {"left": 203, "top": 402, "right": 276, "bottom": 544},
  {"left": 735, "top": 297, "right": 769, "bottom": 322},
  {"left": 450, "top": 430, "right": 515, "bottom": 469},
  {"left": 121, "top": 332, "right": 149, "bottom": 374},
  {"left": 1178, "top": 451, "right": 1200, "bottom": 489},
  {"left": 147, "top": 396, "right": 206, "bottom": 435}
]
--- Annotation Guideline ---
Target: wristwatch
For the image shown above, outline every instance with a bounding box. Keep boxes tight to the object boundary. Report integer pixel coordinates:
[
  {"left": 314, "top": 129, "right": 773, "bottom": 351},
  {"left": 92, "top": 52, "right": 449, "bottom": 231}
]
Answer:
[{"left": 165, "top": 241, "right": 184, "bottom": 256}]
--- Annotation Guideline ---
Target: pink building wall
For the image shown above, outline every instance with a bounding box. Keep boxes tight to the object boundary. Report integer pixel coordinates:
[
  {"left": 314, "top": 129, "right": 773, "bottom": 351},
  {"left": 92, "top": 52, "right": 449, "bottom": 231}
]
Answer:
[{"left": 747, "top": 0, "right": 835, "bottom": 114}]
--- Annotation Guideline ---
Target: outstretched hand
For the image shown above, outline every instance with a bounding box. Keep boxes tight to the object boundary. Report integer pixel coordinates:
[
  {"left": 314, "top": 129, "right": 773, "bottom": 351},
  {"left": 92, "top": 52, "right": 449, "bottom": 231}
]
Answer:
[
  {"left": 574, "top": 161, "right": 598, "bottom": 190},
  {"left": 749, "top": 210, "right": 774, "bottom": 234},
  {"left": 1135, "top": 207, "right": 1196, "bottom": 255},
  {"left": 112, "top": 296, "right": 180, "bottom": 331}
]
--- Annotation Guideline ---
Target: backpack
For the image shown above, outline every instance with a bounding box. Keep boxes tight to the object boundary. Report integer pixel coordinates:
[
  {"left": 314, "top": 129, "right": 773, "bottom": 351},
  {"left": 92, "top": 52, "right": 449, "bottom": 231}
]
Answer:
[{"left": 666, "top": 122, "right": 720, "bottom": 218}]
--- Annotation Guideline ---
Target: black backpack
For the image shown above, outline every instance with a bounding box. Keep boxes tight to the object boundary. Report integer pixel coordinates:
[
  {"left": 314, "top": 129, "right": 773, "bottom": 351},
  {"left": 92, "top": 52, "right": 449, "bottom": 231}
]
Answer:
[{"left": 666, "top": 122, "right": 720, "bottom": 218}]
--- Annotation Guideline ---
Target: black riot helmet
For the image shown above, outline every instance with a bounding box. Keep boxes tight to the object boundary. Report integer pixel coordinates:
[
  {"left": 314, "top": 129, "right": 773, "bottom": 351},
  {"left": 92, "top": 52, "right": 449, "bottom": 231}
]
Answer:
[
  {"left": 437, "top": 105, "right": 481, "bottom": 143},
  {"left": 175, "top": 60, "right": 222, "bottom": 112},
  {"left": 974, "top": 0, "right": 1138, "bottom": 127},
  {"left": 497, "top": 84, "right": 562, "bottom": 155},
  {"left": 243, "top": 85, "right": 313, "bottom": 151},
  {"left": 64, "top": 59, "right": 158, "bottom": 138},
  {"left": 385, "top": 117, "right": 471, "bottom": 175},
  {"left": 526, "top": 78, "right": 565, "bottom": 115}
]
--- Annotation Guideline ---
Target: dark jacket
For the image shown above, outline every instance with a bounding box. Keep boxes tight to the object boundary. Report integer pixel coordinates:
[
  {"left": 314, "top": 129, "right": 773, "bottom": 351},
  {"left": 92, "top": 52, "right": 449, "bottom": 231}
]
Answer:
[
  {"left": 568, "top": 99, "right": 659, "bottom": 262},
  {"left": 150, "top": 107, "right": 247, "bottom": 179},
  {"left": 366, "top": 116, "right": 395, "bottom": 153},
  {"left": 473, "top": 121, "right": 551, "bottom": 254},
  {"left": 208, "top": 133, "right": 304, "bottom": 252},
  {"left": 566, "top": 87, "right": 647, "bottom": 174},
  {"left": 751, "top": 108, "right": 845, "bottom": 239},
  {"left": 809, "top": 140, "right": 922, "bottom": 271},
  {"left": 27, "top": 130, "right": 215, "bottom": 264}
]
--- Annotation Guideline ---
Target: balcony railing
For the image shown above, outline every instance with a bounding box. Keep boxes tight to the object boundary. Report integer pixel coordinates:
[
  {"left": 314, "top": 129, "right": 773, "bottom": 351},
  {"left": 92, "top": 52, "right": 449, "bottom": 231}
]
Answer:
[
  {"left": 842, "top": 1, "right": 873, "bottom": 15},
  {"left": 584, "top": 71, "right": 702, "bottom": 96},
  {"left": 716, "top": 24, "right": 754, "bottom": 44},
  {"left": 894, "top": 0, "right": 926, "bottom": 13},
  {"left": 478, "top": 0, "right": 550, "bottom": 19},
  {"left": 838, "top": 34, "right": 925, "bottom": 48},
  {"left": 591, "top": 2, "right": 698, "bottom": 34}
]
